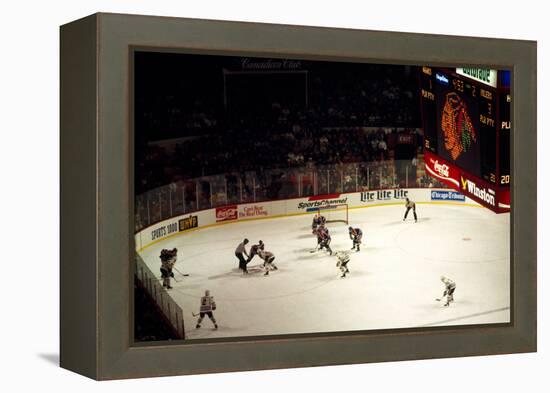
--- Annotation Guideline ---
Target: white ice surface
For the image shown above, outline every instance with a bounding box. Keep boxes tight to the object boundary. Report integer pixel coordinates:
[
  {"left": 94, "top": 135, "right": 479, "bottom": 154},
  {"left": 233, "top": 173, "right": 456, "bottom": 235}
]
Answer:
[{"left": 138, "top": 204, "right": 510, "bottom": 340}]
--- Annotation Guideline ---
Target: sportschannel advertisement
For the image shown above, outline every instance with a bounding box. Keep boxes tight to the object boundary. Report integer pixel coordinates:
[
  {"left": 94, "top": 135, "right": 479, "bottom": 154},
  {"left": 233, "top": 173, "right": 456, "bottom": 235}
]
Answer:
[
  {"left": 424, "top": 151, "right": 509, "bottom": 213},
  {"left": 298, "top": 194, "right": 349, "bottom": 212}
]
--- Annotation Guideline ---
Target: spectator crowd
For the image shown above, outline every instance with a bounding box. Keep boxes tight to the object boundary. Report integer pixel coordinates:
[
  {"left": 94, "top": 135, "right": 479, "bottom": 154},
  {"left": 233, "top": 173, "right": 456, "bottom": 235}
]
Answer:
[{"left": 134, "top": 59, "right": 448, "bottom": 229}]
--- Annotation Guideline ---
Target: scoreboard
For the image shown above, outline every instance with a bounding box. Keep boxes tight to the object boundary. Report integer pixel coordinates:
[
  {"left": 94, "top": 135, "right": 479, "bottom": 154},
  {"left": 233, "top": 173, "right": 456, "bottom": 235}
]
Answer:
[{"left": 420, "top": 67, "right": 510, "bottom": 213}]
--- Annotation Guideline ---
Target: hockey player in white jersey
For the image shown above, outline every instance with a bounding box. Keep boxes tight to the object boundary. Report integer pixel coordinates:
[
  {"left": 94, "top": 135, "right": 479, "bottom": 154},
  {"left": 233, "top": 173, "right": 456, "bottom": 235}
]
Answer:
[
  {"left": 438, "top": 276, "right": 456, "bottom": 307},
  {"left": 258, "top": 250, "right": 278, "bottom": 276},
  {"left": 196, "top": 289, "right": 218, "bottom": 329},
  {"left": 335, "top": 251, "right": 351, "bottom": 278}
]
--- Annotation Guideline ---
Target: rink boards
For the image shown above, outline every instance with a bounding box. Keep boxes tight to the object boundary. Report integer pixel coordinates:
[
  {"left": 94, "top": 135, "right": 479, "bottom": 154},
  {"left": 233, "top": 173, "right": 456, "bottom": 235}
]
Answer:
[{"left": 135, "top": 188, "right": 479, "bottom": 251}]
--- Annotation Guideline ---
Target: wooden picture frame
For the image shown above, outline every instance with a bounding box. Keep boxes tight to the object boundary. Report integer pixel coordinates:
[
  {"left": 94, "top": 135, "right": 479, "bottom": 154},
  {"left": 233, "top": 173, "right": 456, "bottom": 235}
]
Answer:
[{"left": 60, "top": 12, "right": 536, "bottom": 380}]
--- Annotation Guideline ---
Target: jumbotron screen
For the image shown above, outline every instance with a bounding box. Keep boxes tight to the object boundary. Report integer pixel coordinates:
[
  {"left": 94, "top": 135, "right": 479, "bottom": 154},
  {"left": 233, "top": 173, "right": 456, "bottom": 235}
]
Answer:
[
  {"left": 420, "top": 67, "right": 511, "bottom": 212},
  {"left": 420, "top": 68, "right": 498, "bottom": 184}
]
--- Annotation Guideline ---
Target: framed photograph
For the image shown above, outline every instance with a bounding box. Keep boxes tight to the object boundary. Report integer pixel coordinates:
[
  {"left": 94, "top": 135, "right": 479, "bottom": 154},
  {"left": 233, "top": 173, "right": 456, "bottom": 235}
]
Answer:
[{"left": 60, "top": 13, "right": 536, "bottom": 380}]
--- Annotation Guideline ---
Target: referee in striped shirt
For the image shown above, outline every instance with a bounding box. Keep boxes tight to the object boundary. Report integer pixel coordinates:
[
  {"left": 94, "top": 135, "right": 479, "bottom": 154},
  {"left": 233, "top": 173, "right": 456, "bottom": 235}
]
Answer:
[
  {"left": 403, "top": 197, "right": 417, "bottom": 222},
  {"left": 235, "top": 238, "right": 250, "bottom": 274}
]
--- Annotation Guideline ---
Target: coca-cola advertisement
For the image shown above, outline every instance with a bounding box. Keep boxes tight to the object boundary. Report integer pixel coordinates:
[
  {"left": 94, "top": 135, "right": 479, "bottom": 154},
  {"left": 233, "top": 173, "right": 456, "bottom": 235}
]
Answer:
[
  {"left": 424, "top": 151, "right": 508, "bottom": 213},
  {"left": 424, "top": 151, "right": 462, "bottom": 189},
  {"left": 215, "top": 205, "right": 238, "bottom": 222}
]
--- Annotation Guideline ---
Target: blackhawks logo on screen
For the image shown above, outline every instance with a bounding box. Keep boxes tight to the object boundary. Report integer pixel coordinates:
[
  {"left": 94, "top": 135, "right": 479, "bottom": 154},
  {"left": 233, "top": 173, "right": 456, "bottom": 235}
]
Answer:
[{"left": 441, "top": 92, "right": 476, "bottom": 160}]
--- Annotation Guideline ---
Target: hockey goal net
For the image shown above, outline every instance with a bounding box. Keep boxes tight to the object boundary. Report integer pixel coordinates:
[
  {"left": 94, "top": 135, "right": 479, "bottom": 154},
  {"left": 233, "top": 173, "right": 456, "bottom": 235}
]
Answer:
[{"left": 314, "top": 204, "right": 349, "bottom": 224}]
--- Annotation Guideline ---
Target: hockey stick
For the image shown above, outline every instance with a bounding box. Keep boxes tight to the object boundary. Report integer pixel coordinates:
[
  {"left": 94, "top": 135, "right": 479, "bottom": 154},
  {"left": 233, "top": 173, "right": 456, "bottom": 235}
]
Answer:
[
  {"left": 174, "top": 266, "right": 190, "bottom": 277},
  {"left": 192, "top": 311, "right": 199, "bottom": 317},
  {"left": 435, "top": 289, "right": 449, "bottom": 301}
]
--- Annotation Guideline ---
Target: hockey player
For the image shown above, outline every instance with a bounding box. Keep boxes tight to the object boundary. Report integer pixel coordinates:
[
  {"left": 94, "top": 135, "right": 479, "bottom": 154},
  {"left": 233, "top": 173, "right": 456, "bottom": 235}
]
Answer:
[
  {"left": 235, "top": 238, "right": 250, "bottom": 274},
  {"left": 335, "top": 251, "right": 351, "bottom": 278},
  {"left": 317, "top": 225, "right": 333, "bottom": 255},
  {"left": 247, "top": 240, "right": 265, "bottom": 262},
  {"left": 348, "top": 226, "right": 363, "bottom": 252},
  {"left": 196, "top": 289, "right": 218, "bottom": 329},
  {"left": 159, "top": 248, "right": 177, "bottom": 289},
  {"left": 403, "top": 197, "right": 418, "bottom": 222},
  {"left": 312, "top": 225, "right": 323, "bottom": 248},
  {"left": 312, "top": 212, "right": 327, "bottom": 233},
  {"left": 439, "top": 276, "right": 456, "bottom": 307},
  {"left": 258, "top": 249, "right": 278, "bottom": 275}
]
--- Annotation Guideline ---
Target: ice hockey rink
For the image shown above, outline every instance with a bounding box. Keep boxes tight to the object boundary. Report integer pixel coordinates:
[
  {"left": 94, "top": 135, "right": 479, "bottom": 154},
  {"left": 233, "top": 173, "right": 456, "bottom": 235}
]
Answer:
[{"left": 138, "top": 203, "right": 510, "bottom": 340}]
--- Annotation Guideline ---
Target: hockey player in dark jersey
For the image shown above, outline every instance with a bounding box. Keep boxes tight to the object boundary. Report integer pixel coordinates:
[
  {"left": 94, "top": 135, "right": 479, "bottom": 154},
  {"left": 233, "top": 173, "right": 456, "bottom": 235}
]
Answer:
[
  {"left": 258, "top": 250, "right": 278, "bottom": 276},
  {"left": 317, "top": 225, "right": 333, "bottom": 255},
  {"left": 159, "top": 248, "right": 177, "bottom": 289},
  {"left": 312, "top": 225, "right": 323, "bottom": 248},
  {"left": 246, "top": 240, "right": 265, "bottom": 262},
  {"left": 312, "top": 212, "right": 326, "bottom": 233},
  {"left": 403, "top": 197, "right": 418, "bottom": 222},
  {"left": 348, "top": 226, "right": 363, "bottom": 252}
]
